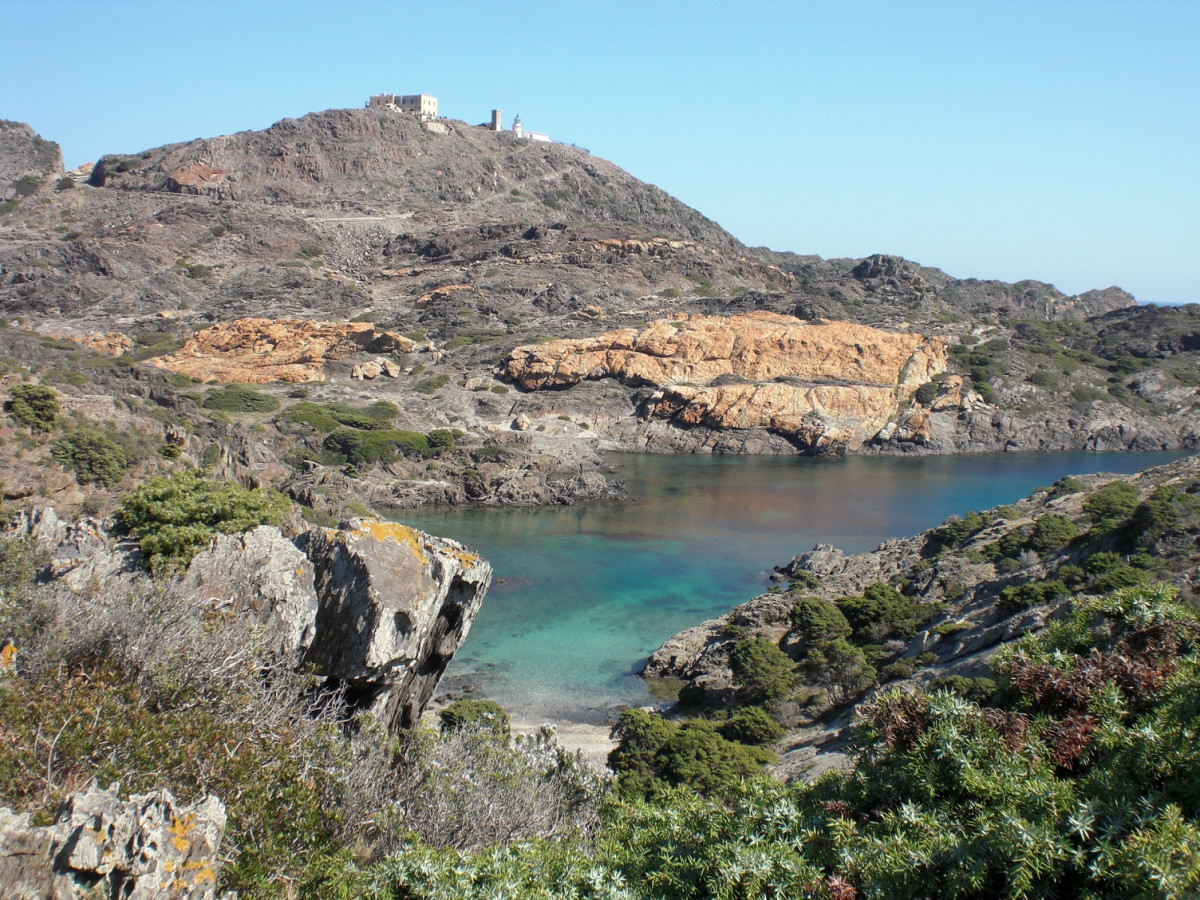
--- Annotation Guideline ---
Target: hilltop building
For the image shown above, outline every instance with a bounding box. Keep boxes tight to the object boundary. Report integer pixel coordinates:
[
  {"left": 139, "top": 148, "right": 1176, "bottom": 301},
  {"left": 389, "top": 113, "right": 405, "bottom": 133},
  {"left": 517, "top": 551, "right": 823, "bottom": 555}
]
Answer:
[
  {"left": 511, "top": 113, "right": 551, "bottom": 143},
  {"left": 367, "top": 93, "right": 438, "bottom": 120}
]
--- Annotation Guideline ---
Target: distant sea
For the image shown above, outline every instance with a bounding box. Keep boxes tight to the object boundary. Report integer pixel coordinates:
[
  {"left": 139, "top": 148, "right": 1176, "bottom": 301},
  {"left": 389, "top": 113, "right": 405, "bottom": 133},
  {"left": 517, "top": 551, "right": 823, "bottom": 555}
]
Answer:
[{"left": 399, "top": 450, "right": 1191, "bottom": 724}]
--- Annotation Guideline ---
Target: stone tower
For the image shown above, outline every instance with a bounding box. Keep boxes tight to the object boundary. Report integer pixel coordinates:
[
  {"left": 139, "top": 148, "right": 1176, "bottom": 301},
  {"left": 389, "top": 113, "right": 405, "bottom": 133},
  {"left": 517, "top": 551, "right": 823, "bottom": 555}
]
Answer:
[{"left": 491, "top": 109, "right": 502, "bottom": 131}]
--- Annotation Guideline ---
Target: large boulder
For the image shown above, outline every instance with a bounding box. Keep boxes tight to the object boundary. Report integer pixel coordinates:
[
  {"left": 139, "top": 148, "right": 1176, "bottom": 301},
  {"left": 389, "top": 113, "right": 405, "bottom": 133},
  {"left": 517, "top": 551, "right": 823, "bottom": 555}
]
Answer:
[
  {"left": 0, "top": 784, "right": 227, "bottom": 899},
  {"left": 299, "top": 518, "right": 492, "bottom": 730},
  {"left": 182, "top": 525, "right": 318, "bottom": 656}
]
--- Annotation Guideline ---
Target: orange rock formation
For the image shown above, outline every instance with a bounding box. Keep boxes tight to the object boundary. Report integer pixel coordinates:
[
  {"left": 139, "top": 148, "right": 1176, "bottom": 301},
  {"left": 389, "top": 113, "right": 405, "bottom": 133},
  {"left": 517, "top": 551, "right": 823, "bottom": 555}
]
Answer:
[
  {"left": 149, "top": 318, "right": 414, "bottom": 384},
  {"left": 503, "top": 312, "right": 947, "bottom": 452}
]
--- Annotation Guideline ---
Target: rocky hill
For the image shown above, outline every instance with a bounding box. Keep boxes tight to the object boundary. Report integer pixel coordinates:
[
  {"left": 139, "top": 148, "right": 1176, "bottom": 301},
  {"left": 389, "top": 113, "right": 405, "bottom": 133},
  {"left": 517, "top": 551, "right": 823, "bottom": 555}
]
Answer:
[{"left": 0, "top": 107, "right": 1197, "bottom": 521}]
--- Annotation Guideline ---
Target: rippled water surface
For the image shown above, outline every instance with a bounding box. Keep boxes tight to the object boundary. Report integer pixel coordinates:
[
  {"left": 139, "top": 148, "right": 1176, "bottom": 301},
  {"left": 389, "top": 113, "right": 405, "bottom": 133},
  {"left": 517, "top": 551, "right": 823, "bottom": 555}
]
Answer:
[{"left": 400, "top": 451, "right": 1189, "bottom": 723}]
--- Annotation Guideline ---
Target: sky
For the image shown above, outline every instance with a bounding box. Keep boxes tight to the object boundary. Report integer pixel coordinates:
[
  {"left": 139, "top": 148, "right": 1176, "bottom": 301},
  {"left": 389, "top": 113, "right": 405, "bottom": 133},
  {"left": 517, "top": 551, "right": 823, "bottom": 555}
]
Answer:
[{"left": 3, "top": 0, "right": 1197, "bottom": 305}]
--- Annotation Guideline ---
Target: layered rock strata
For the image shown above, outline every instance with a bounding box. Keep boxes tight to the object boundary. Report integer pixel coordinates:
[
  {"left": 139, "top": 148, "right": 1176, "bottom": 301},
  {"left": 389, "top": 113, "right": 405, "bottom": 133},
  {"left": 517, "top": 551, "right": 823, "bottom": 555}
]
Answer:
[
  {"left": 149, "top": 318, "right": 414, "bottom": 384},
  {"left": 502, "top": 312, "right": 946, "bottom": 453}
]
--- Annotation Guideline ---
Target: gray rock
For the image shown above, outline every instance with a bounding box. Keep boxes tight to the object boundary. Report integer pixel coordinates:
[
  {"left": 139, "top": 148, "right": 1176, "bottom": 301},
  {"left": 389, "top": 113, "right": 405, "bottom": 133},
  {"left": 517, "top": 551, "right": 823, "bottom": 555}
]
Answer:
[
  {"left": 299, "top": 518, "right": 493, "bottom": 730},
  {"left": 0, "top": 783, "right": 227, "bottom": 899},
  {"left": 183, "top": 525, "right": 318, "bottom": 656}
]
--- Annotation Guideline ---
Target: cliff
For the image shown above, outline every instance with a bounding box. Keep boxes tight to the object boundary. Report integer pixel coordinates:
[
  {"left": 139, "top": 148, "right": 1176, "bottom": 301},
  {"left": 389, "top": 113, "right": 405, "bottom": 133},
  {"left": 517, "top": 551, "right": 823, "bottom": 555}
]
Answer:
[{"left": 504, "top": 312, "right": 947, "bottom": 453}]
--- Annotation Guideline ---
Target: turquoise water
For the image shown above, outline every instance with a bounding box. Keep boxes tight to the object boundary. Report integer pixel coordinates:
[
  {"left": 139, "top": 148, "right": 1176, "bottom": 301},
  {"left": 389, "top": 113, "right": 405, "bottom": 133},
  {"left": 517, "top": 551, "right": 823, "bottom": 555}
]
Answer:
[{"left": 400, "top": 451, "right": 1190, "bottom": 723}]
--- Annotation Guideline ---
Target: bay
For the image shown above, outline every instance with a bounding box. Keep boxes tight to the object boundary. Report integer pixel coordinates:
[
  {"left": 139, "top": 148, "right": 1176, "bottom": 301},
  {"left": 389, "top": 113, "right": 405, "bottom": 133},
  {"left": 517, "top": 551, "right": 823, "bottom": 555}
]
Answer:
[{"left": 399, "top": 450, "right": 1190, "bottom": 724}]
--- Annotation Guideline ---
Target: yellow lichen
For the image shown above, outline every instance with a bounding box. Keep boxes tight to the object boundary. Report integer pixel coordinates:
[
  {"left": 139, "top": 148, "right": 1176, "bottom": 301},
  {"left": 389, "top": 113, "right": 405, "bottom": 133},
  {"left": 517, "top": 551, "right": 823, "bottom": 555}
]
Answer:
[
  {"left": 352, "top": 520, "right": 428, "bottom": 565},
  {"left": 168, "top": 814, "right": 195, "bottom": 852},
  {"left": 0, "top": 643, "right": 15, "bottom": 671}
]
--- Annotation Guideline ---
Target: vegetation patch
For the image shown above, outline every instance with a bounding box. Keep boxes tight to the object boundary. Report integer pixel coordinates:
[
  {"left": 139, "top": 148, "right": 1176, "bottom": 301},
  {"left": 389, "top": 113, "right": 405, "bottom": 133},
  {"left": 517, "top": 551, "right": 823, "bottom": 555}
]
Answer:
[{"left": 113, "top": 470, "right": 292, "bottom": 574}]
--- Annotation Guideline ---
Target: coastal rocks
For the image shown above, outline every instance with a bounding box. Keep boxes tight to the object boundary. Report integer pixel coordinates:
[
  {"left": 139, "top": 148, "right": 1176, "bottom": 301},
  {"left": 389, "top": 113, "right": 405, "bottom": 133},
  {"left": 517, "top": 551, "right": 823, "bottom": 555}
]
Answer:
[
  {"left": 148, "top": 318, "right": 414, "bottom": 384},
  {"left": 502, "top": 312, "right": 946, "bottom": 453},
  {"left": 299, "top": 518, "right": 493, "bottom": 730},
  {"left": 7, "top": 506, "right": 492, "bottom": 735},
  {"left": 0, "top": 784, "right": 227, "bottom": 899}
]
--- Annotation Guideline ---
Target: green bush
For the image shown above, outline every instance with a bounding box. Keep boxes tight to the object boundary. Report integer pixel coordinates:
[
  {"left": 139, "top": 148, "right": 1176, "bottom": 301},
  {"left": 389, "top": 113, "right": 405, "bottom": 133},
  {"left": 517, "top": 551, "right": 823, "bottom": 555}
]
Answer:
[
  {"left": 281, "top": 401, "right": 392, "bottom": 433},
  {"left": 1048, "top": 476, "right": 1086, "bottom": 498},
  {"left": 438, "top": 699, "right": 511, "bottom": 736},
  {"left": 879, "top": 658, "right": 916, "bottom": 682},
  {"left": 427, "top": 428, "right": 463, "bottom": 451},
  {"left": 998, "top": 579, "right": 1069, "bottom": 615},
  {"left": 790, "top": 595, "right": 852, "bottom": 642},
  {"left": 608, "top": 710, "right": 776, "bottom": 799},
  {"left": 800, "top": 636, "right": 876, "bottom": 704},
  {"left": 837, "top": 582, "right": 935, "bottom": 642},
  {"left": 1025, "top": 514, "right": 1080, "bottom": 554},
  {"left": 6, "top": 384, "right": 58, "bottom": 432},
  {"left": 414, "top": 374, "right": 450, "bottom": 394},
  {"left": 718, "top": 707, "right": 785, "bottom": 745},
  {"left": 322, "top": 429, "right": 429, "bottom": 466},
  {"left": 913, "top": 381, "right": 939, "bottom": 406},
  {"left": 112, "top": 470, "right": 292, "bottom": 574},
  {"left": 1084, "top": 480, "right": 1140, "bottom": 531},
  {"left": 50, "top": 430, "right": 128, "bottom": 487},
  {"left": 928, "top": 510, "right": 990, "bottom": 552},
  {"left": 728, "top": 638, "right": 796, "bottom": 709},
  {"left": 202, "top": 385, "right": 279, "bottom": 413}
]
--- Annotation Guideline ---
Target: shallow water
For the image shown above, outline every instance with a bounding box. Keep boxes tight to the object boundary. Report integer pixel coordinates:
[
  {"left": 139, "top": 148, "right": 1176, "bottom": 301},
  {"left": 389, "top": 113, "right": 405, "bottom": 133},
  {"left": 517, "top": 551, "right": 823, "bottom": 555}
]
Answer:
[{"left": 400, "top": 451, "right": 1190, "bottom": 723}]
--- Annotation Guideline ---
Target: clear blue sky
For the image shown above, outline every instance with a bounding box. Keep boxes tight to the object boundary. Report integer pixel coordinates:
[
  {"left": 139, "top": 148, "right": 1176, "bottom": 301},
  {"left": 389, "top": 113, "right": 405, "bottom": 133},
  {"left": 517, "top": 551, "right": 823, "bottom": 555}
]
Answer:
[{"left": 3, "top": 0, "right": 1197, "bottom": 304}]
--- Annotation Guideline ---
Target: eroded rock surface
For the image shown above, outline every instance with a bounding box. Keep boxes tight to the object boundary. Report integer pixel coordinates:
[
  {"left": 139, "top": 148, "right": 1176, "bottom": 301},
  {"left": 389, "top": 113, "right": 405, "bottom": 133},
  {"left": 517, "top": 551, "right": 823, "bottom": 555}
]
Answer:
[
  {"left": 299, "top": 518, "right": 493, "bottom": 730},
  {"left": 148, "top": 317, "right": 414, "bottom": 383},
  {"left": 183, "top": 525, "right": 318, "bottom": 656},
  {"left": 0, "top": 784, "right": 227, "bottom": 899},
  {"left": 503, "top": 312, "right": 946, "bottom": 452}
]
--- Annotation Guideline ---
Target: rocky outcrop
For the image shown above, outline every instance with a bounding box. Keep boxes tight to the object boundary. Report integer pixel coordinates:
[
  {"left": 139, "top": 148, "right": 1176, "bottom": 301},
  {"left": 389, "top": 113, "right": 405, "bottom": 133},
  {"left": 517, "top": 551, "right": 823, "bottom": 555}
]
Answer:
[
  {"left": 148, "top": 318, "right": 414, "bottom": 384},
  {"left": 0, "top": 120, "right": 63, "bottom": 201},
  {"left": 9, "top": 508, "right": 492, "bottom": 733},
  {"left": 299, "top": 518, "right": 492, "bottom": 730},
  {"left": 503, "top": 312, "right": 946, "bottom": 453},
  {"left": 183, "top": 525, "right": 318, "bottom": 656},
  {"left": 0, "top": 784, "right": 227, "bottom": 899}
]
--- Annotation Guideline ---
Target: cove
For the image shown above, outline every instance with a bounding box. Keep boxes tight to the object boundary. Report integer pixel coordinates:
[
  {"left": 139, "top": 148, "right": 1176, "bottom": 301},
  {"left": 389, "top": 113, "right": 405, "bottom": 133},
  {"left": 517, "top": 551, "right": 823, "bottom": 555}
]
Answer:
[{"left": 400, "top": 451, "right": 1190, "bottom": 724}]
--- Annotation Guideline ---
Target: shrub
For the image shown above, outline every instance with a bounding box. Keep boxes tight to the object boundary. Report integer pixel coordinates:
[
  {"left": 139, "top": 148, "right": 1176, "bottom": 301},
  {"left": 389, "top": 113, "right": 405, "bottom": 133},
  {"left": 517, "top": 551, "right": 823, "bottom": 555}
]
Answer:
[
  {"left": 414, "top": 374, "right": 450, "bottom": 394},
  {"left": 928, "top": 510, "right": 990, "bottom": 552},
  {"left": 913, "top": 381, "right": 939, "bottom": 406},
  {"left": 998, "top": 579, "right": 1069, "bottom": 615},
  {"left": 1025, "top": 514, "right": 1080, "bottom": 554},
  {"left": 438, "top": 700, "right": 510, "bottom": 736},
  {"left": 281, "top": 401, "right": 389, "bottom": 433},
  {"left": 728, "top": 638, "right": 796, "bottom": 709},
  {"left": 112, "top": 470, "right": 292, "bottom": 574},
  {"left": 50, "top": 430, "right": 127, "bottom": 487},
  {"left": 801, "top": 636, "right": 876, "bottom": 704},
  {"left": 718, "top": 707, "right": 785, "bottom": 745},
  {"left": 837, "top": 582, "right": 935, "bottom": 642},
  {"left": 879, "top": 658, "right": 916, "bottom": 682},
  {"left": 790, "top": 595, "right": 852, "bottom": 642},
  {"left": 1048, "top": 477, "right": 1086, "bottom": 498},
  {"left": 1084, "top": 481, "right": 1140, "bottom": 531},
  {"left": 202, "top": 385, "right": 279, "bottom": 413},
  {"left": 6, "top": 384, "right": 58, "bottom": 432},
  {"left": 322, "top": 429, "right": 429, "bottom": 466},
  {"left": 427, "top": 428, "right": 463, "bottom": 451}
]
